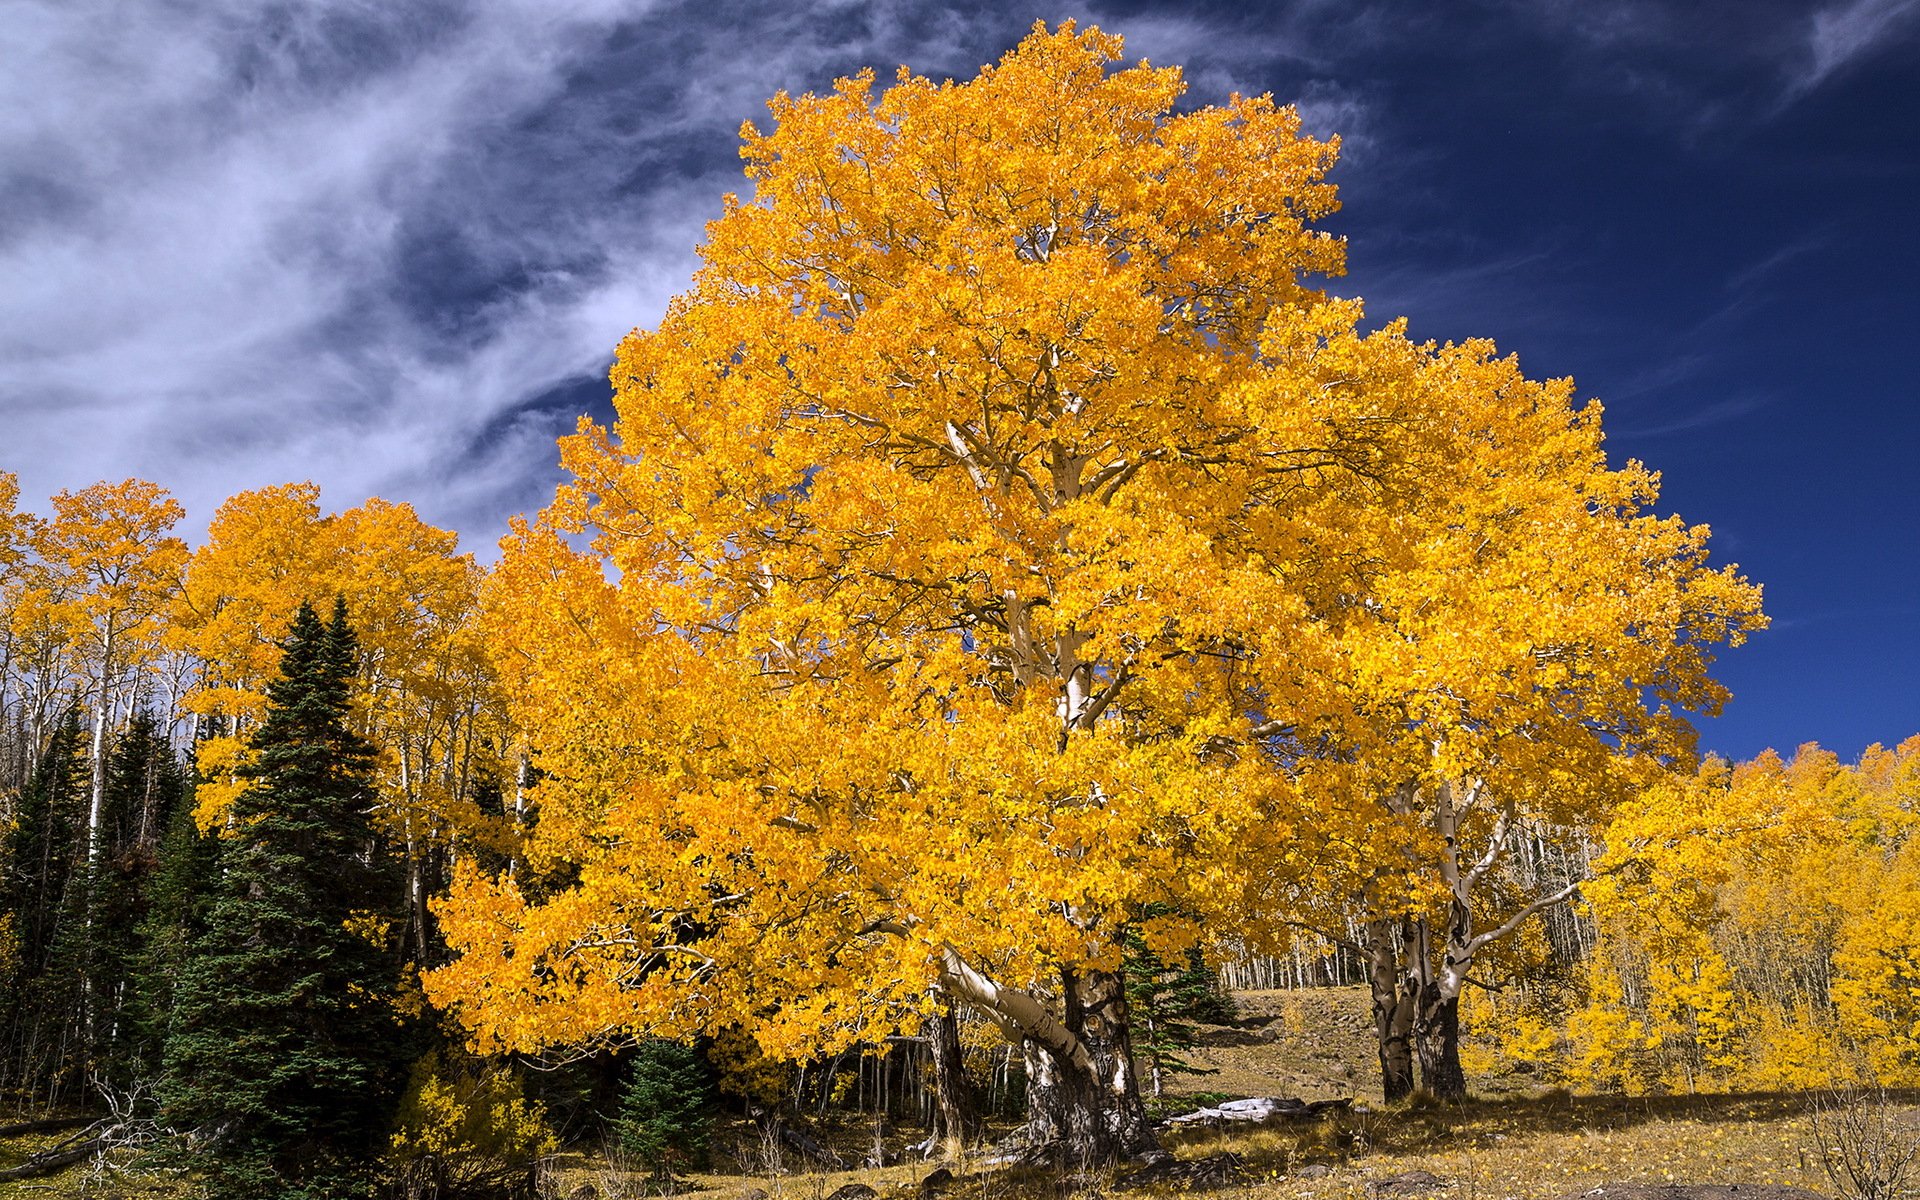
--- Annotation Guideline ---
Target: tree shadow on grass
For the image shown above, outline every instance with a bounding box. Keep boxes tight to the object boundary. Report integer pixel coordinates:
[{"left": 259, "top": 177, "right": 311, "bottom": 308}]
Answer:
[{"left": 1198, "top": 1088, "right": 1920, "bottom": 1176}]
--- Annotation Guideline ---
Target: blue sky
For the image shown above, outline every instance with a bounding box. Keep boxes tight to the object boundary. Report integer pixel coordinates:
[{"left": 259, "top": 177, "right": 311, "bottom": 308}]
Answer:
[{"left": 2, "top": 0, "right": 1914, "bottom": 762}]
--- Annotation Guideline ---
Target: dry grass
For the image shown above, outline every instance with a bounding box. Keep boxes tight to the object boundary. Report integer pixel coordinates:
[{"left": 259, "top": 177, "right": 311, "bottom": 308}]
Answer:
[
  {"left": 1185, "top": 1093, "right": 1835, "bottom": 1200},
  {"left": 547, "top": 1092, "right": 1860, "bottom": 1200},
  {"left": 4, "top": 989, "right": 1906, "bottom": 1199},
  {"left": 0, "top": 1096, "right": 1867, "bottom": 1200}
]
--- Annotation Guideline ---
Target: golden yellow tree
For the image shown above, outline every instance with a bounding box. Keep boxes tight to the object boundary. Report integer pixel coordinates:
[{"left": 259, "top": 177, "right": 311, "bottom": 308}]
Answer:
[
  {"left": 430, "top": 23, "right": 1377, "bottom": 1163},
  {"left": 1279, "top": 343, "right": 1764, "bottom": 1099},
  {"left": 27, "top": 480, "right": 187, "bottom": 867},
  {"left": 426, "top": 20, "right": 1761, "bottom": 1153},
  {"left": 171, "top": 485, "right": 511, "bottom": 959}
]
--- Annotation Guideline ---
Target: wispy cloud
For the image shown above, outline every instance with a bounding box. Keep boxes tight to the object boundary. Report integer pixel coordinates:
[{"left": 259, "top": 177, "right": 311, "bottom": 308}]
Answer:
[
  {"left": 0, "top": 0, "right": 670, "bottom": 539},
  {"left": 1790, "top": 0, "right": 1919, "bottom": 99},
  {"left": 1076, "top": 3, "right": 1386, "bottom": 158},
  {"left": 1337, "top": 241, "right": 1571, "bottom": 345},
  {"left": 1500, "top": 0, "right": 1918, "bottom": 129},
  {"left": 9, "top": 0, "right": 1882, "bottom": 556},
  {"left": 1609, "top": 393, "right": 1770, "bottom": 439},
  {"left": 0, "top": 0, "right": 1403, "bottom": 546},
  {"left": 1724, "top": 233, "right": 1829, "bottom": 296},
  {"left": 0, "top": 1, "right": 1043, "bottom": 544}
]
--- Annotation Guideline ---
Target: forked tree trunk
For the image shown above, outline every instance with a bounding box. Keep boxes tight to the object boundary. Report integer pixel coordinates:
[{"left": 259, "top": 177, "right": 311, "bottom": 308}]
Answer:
[
  {"left": 1412, "top": 897, "right": 1474, "bottom": 1101},
  {"left": 935, "top": 949, "right": 1158, "bottom": 1166},
  {"left": 1021, "top": 967, "right": 1154, "bottom": 1166}
]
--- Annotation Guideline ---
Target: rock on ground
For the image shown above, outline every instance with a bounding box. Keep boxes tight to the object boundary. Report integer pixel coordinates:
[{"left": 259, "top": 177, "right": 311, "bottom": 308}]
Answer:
[
  {"left": 1371, "top": 1169, "right": 1450, "bottom": 1194},
  {"left": 1117, "top": 1152, "right": 1250, "bottom": 1191}
]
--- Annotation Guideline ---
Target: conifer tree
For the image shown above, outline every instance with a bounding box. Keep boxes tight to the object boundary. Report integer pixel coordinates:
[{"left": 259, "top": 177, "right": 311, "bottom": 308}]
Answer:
[
  {"left": 131, "top": 775, "right": 218, "bottom": 1084},
  {"left": 616, "top": 1040, "right": 717, "bottom": 1181},
  {"left": 1122, "top": 923, "right": 1234, "bottom": 1100},
  {"left": 86, "top": 711, "right": 188, "bottom": 1086},
  {"left": 160, "top": 599, "right": 408, "bottom": 1199},
  {"left": 0, "top": 711, "right": 89, "bottom": 1099}
]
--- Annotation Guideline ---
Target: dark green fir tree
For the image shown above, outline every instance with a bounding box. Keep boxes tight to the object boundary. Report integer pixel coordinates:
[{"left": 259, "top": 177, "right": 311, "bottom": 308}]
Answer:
[
  {"left": 130, "top": 771, "right": 219, "bottom": 1085},
  {"left": 1123, "top": 918, "right": 1235, "bottom": 1100},
  {"left": 616, "top": 1039, "right": 717, "bottom": 1181},
  {"left": 160, "top": 599, "right": 408, "bottom": 1199},
  {"left": 0, "top": 711, "right": 89, "bottom": 1100},
  {"left": 85, "top": 709, "right": 187, "bottom": 1087}
]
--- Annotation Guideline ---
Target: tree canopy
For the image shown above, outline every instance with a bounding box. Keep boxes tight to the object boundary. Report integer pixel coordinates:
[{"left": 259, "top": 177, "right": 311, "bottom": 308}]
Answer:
[{"left": 425, "top": 20, "right": 1762, "bottom": 1160}]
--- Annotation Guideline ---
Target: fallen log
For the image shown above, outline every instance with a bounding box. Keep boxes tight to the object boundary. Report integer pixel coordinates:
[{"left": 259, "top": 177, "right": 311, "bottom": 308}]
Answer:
[
  {"left": 1158, "top": 1096, "right": 1353, "bottom": 1135},
  {"left": 781, "top": 1124, "right": 848, "bottom": 1170},
  {"left": 0, "top": 1135, "right": 103, "bottom": 1181}
]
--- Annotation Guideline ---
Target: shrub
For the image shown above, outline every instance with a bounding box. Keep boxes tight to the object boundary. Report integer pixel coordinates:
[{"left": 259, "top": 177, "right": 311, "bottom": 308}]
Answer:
[
  {"left": 615, "top": 1040, "right": 717, "bottom": 1180},
  {"left": 387, "top": 1051, "right": 558, "bottom": 1200}
]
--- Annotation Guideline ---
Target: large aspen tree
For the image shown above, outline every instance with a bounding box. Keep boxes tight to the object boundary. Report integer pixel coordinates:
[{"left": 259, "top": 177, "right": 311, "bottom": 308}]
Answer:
[
  {"left": 1279, "top": 347, "right": 1764, "bottom": 1099},
  {"left": 427, "top": 21, "right": 1759, "bottom": 1158},
  {"left": 431, "top": 24, "right": 1365, "bottom": 1164},
  {"left": 430, "top": 21, "right": 1473, "bottom": 1157}
]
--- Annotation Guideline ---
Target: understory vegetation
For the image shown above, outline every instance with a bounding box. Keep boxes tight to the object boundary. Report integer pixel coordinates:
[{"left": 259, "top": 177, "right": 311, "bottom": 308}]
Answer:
[{"left": 8, "top": 988, "right": 1920, "bottom": 1199}]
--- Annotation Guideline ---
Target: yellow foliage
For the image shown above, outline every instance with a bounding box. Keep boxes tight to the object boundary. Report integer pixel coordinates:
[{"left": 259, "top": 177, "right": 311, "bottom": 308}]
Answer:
[
  {"left": 171, "top": 484, "right": 516, "bottom": 870},
  {"left": 430, "top": 18, "right": 1362, "bottom": 1058},
  {"left": 1744, "top": 1004, "right": 1849, "bottom": 1091},
  {"left": 424, "top": 21, "right": 1760, "bottom": 1076},
  {"left": 1564, "top": 958, "right": 1651, "bottom": 1094},
  {"left": 387, "top": 1051, "right": 557, "bottom": 1198},
  {"left": 707, "top": 1025, "right": 793, "bottom": 1110},
  {"left": 1833, "top": 838, "right": 1920, "bottom": 1083},
  {"left": 7, "top": 478, "right": 187, "bottom": 768},
  {"left": 1570, "top": 739, "right": 1920, "bottom": 1091},
  {"left": 1501, "top": 1008, "right": 1566, "bottom": 1074},
  {"left": 0, "top": 910, "right": 16, "bottom": 988},
  {"left": 344, "top": 910, "right": 395, "bottom": 948}
]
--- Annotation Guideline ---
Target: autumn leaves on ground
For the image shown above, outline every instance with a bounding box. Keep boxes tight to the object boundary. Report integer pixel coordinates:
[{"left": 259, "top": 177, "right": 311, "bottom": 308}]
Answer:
[{"left": 1, "top": 21, "right": 1912, "bottom": 1200}]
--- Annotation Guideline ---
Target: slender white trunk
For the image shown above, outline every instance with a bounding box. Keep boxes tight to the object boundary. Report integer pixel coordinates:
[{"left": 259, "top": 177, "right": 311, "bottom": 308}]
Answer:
[
  {"left": 85, "top": 619, "right": 118, "bottom": 868},
  {"left": 1146, "top": 1015, "right": 1164, "bottom": 1098}
]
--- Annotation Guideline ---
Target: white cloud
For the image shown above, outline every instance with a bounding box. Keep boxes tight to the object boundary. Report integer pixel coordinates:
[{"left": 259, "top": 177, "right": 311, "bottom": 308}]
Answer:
[
  {"left": 0, "top": 1, "right": 1398, "bottom": 547},
  {"left": 0, "top": 0, "right": 1063, "bottom": 546},
  {"left": 1609, "top": 393, "right": 1769, "bottom": 439},
  {"left": 1793, "top": 0, "right": 1918, "bottom": 96},
  {"left": 0, "top": 0, "right": 671, "bottom": 539}
]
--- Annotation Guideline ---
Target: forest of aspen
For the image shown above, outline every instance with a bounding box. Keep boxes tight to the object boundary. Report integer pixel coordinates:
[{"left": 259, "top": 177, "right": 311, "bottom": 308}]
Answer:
[{"left": 4, "top": 22, "right": 1917, "bottom": 1200}]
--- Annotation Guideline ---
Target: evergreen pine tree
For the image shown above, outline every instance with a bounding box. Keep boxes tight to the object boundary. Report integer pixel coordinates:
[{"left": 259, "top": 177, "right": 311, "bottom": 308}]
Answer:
[
  {"left": 86, "top": 710, "right": 186, "bottom": 1087},
  {"left": 615, "top": 1040, "right": 716, "bottom": 1180},
  {"left": 131, "top": 777, "right": 219, "bottom": 1085},
  {"left": 1122, "top": 920, "right": 1235, "bottom": 1100},
  {"left": 0, "top": 712, "right": 89, "bottom": 1100},
  {"left": 160, "top": 599, "right": 408, "bottom": 1199}
]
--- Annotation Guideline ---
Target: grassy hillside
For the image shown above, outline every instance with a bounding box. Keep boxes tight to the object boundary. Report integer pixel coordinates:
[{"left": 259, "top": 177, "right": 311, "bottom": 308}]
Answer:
[{"left": 4, "top": 986, "right": 1902, "bottom": 1199}]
